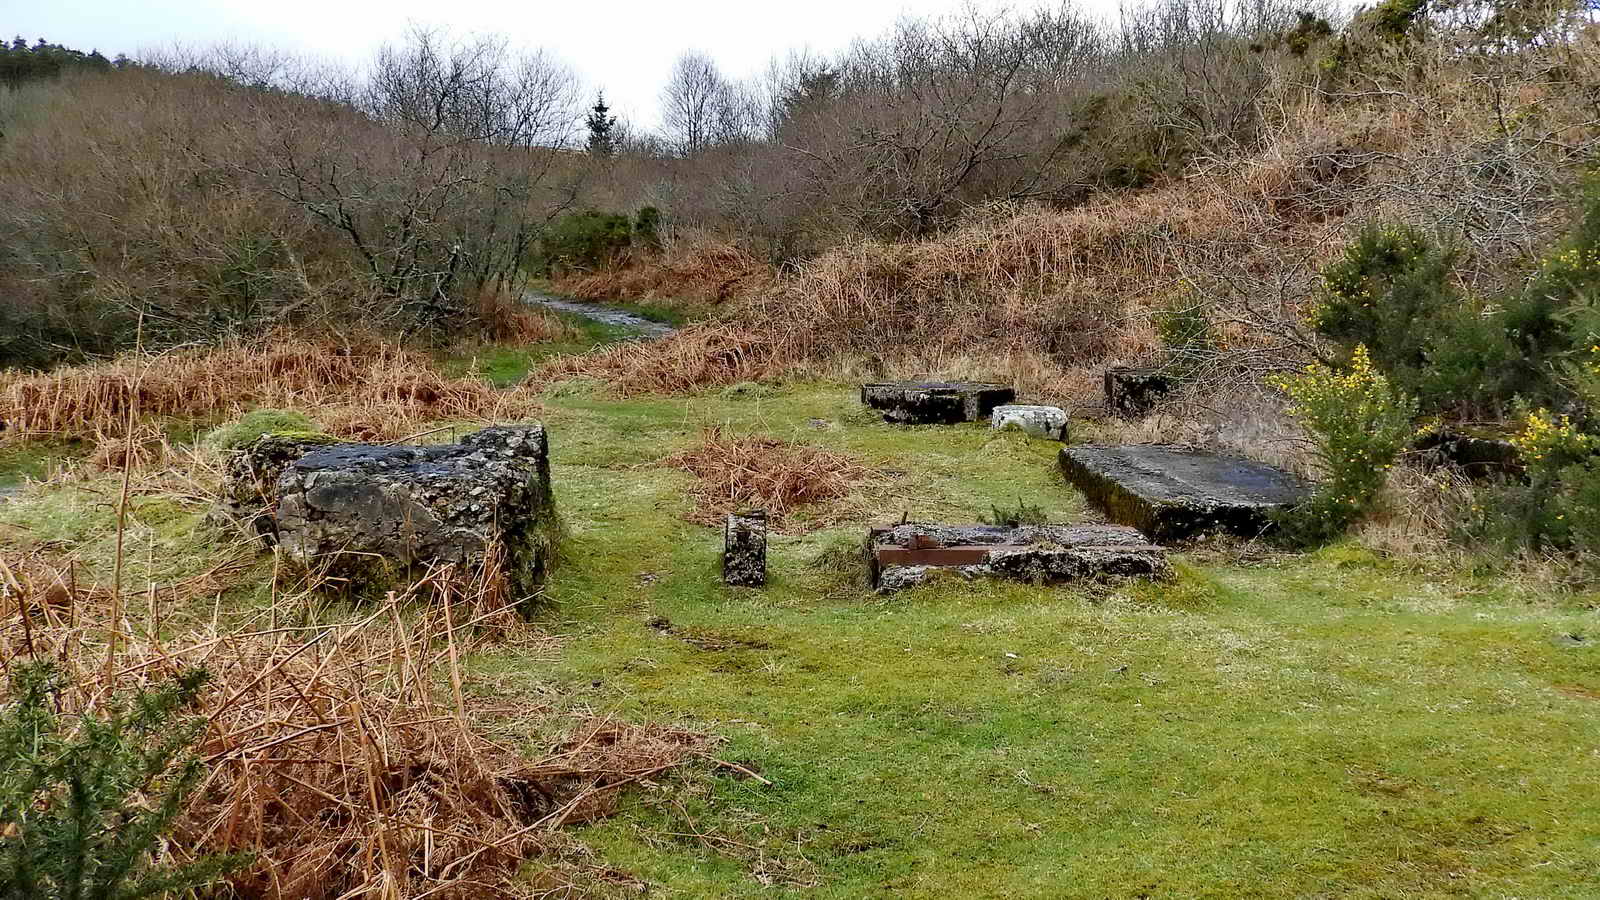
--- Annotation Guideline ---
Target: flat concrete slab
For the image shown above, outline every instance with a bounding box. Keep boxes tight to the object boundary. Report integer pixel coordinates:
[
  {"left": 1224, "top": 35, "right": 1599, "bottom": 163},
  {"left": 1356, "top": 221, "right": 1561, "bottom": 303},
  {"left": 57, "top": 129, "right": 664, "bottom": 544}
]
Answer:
[
  {"left": 861, "top": 381, "right": 1016, "bottom": 424},
  {"left": 866, "top": 522, "right": 1169, "bottom": 593},
  {"left": 1059, "top": 445, "right": 1310, "bottom": 542}
]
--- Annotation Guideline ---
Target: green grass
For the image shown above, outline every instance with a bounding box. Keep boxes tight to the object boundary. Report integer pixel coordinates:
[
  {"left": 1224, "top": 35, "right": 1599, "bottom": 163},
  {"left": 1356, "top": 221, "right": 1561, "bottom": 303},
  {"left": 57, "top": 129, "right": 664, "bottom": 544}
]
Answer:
[
  {"left": 0, "top": 440, "right": 82, "bottom": 493},
  {"left": 502, "top": 383, "right": 1600, "bottom": 897},
  {"left": 5, "top": 376, "right": 1598, "bottom": 897},
  {"left": 438, "top": 314, "right": 634, "bottom": 388}
]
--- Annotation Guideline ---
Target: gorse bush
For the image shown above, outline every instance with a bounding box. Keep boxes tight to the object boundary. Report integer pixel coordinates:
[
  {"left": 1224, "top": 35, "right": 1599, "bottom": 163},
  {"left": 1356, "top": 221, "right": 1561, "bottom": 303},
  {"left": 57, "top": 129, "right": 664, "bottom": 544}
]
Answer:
[
  {"left": 1271, "top": 345, "right": 1418, "bottom": 545},
  {"left": 0, "top": 663, "right": 244, "bottom": 899},
  {"left": 1313, "top": 224, "right": 1518, "bottom": 417},
  {"left": 1503, "top": 174, "right": 1600, "bottom": 399},
  {"left": 539, "top": 210, "right": 636, "bottom": 272}
]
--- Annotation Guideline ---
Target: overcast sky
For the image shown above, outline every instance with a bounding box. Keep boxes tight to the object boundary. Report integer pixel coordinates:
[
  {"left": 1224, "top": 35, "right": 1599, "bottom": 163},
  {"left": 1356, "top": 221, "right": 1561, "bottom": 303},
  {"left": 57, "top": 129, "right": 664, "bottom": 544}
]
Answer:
[{"left": 8, "top": 0, "right": 1083, "bottom": 129}]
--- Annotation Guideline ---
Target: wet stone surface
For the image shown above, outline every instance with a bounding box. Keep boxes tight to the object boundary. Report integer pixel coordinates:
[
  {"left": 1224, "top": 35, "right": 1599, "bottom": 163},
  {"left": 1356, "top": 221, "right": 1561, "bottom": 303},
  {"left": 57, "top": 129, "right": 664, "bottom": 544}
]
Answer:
[
  {"left": 1059, "top": 444, "right": 1310, "bottom": 543},
  {"left": 270, "top": 426, "right": 556, "bottom": 597},
  {"left": 866, "top": 522, "right": 1169, "bottom": 593},
  {"left": 860, "top": 381, "right": 1017, "bottom": 425}
]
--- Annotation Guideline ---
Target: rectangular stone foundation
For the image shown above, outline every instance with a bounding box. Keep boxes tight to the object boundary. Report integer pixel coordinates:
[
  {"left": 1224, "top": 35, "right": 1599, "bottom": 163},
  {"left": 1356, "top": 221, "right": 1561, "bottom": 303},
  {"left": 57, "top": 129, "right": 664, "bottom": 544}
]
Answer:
[
  {"left": 1059, "top": 444, "right": 1309, "bottom": 543},
  {"left": 273, "top": 426, "right": 556, "bottom": 600},
  {"left": 866, "top": 522, "right": 1169, "bottom": 593}
]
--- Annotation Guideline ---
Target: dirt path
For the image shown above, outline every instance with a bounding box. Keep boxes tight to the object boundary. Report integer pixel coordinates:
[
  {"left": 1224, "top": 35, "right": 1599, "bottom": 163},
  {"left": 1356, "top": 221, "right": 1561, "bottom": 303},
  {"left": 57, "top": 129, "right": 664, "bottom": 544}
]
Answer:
[{"left": 524, "top": 290, "right": 675, "bottom": 339}]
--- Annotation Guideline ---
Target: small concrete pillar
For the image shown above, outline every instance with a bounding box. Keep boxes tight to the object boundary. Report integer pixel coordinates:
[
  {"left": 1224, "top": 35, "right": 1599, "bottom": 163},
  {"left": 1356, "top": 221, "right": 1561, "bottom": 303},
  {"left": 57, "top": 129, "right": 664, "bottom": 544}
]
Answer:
[
  {"left": 723, "top": 511, "right": 767, "bottom": 586},
  {"left": 1104, "top": 367, "right": 1174, "bottom": 418}
]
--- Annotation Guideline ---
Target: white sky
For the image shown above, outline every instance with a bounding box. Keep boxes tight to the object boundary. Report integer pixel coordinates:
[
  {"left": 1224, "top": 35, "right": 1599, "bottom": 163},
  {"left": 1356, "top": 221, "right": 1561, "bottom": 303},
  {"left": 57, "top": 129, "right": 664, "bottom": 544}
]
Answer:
[{"left": 6, "top": 0, "right": 1083, "bottom": 129}]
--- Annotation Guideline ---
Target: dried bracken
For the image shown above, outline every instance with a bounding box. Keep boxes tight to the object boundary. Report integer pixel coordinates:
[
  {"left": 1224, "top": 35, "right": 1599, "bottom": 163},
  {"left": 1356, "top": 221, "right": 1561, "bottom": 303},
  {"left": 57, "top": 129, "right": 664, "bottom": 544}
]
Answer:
[
  {"left": 0, "top": 332, "right": 541, "bottom": 444},
  {"left": 552, "top": 235, "right": 771, "bottom": 307},
  {"left": 541, "top": 325, "right": 782, "bottom": 396},
  {"left": 0, "top": 553, "right": 710, "bottom": 899},
  {"left": 663, "top": 427, "right": 873, "bottom": 528}
]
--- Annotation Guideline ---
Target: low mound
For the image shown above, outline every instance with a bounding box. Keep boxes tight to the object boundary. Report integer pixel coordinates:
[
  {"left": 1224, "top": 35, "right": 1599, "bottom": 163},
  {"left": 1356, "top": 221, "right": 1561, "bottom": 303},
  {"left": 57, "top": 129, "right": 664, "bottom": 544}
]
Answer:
[{"left": 663, "top": 427, "right": 873, "bottom": 528}]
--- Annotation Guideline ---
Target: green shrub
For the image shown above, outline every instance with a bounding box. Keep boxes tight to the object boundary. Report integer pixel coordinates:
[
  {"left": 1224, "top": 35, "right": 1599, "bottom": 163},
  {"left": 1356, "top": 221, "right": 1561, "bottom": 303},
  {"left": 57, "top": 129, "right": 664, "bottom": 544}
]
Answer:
[
  {"left": 1312, "top": 223, "right": 1520, "bottom": 416},
  {"left": 1503, "top": 174, "right": 1600, "bottom": 400},
  {"left": 983, "top": 498, "right": 1051, "bottom": 528},
  {"left": 539, "top": 210, "right": 634, "bottom": 272},
  {"left": 0, "top": 663, "right": 245, "bottom": 898},
  {"left": 202, "top": 408, "right": 324, "bottom": 451},
  {"left": 634, "top": 206, "right": 664, "bottom": 251},
  {"left": 1270, "top": 345, "right": 1418, "bottom": 545}
]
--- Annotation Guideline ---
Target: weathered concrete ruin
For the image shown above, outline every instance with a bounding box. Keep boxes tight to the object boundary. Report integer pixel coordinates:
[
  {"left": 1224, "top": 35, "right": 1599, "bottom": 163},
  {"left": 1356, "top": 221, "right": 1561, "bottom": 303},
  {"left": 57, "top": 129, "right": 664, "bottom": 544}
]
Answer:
[
  {"left": 866, "top": 522, "right": 1169, "bottom": 593},
  {"left": 1413, "top": 429, "right": 1522, "bottom": 479},
  {"left": 1059, "top": 444, "right": 1310, "bottom": 543},
  {"left": 213, "top": 432, "right": 339, "bottom": 542},
  {"left": 723, "top": 511, "right": 768, "bottom": 587},
  {"left": 991, "top": 404, "right": 1069, "bottom": 440},
  {"left": 219, "top": 426, "right": 556, "bottom": 597},
  {"left": 1104, "top": 367, "right": 1174, "bottom": 418},
  {"left": 861, "top": 381, "right": 1016, "bottom": 424}
]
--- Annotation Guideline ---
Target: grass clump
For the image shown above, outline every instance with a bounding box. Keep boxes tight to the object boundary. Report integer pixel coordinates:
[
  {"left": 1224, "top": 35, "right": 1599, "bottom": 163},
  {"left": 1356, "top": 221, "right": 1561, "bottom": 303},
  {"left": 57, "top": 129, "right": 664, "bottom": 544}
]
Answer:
[
  {"left": 201, "top": 409, "right": 323, "bottom": 451},
  {"left": 981, "top": 497, "right": 1051, "bottom": 527},
  {"left": 663, "top": 426, "right": 872, "bottom": 528}
]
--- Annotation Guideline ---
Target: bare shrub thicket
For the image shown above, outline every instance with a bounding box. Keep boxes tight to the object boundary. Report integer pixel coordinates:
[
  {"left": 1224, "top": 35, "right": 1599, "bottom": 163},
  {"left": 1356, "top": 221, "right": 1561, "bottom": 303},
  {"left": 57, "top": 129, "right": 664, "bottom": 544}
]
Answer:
[{"left": 0, "top": 29, "right": 587, "bottom": 367}]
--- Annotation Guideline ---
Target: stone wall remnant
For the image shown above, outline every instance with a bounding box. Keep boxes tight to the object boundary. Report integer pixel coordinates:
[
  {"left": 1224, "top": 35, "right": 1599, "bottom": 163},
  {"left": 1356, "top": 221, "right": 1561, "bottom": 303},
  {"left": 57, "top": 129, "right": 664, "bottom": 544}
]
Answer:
[
  {"left": 866, "top": 522, "right": 1169, "bottom": 593},
  {"left": 860, "top": 381, "right": 1016, "bottom": 425},
  {"left": 272, "top": 425, "right": 556, "bottom": 599},
  {"left": 1104, "top": 367, "right": 1174, "bottom": 418}
]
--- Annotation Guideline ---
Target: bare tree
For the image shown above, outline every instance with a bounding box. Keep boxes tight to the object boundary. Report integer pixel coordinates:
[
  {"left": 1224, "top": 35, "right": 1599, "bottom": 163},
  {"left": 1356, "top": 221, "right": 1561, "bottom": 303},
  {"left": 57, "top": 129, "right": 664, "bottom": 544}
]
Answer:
[{"left": 660, "top": 51, "right": 727, "bottom": 156}]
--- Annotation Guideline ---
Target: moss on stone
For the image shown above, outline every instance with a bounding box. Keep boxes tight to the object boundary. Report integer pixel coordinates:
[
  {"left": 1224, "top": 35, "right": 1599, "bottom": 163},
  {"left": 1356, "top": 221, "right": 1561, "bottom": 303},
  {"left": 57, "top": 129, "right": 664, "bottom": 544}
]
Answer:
[{"left": 204, "top": 409, "right": 329, "bottom": 451}]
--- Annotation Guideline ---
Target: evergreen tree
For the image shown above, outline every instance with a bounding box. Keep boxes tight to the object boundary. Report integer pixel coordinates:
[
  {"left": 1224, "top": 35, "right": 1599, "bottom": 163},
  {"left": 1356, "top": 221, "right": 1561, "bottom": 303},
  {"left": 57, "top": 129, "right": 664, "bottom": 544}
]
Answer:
[{"left": 585, "top": 92, "right": 617, "bottom": 157}]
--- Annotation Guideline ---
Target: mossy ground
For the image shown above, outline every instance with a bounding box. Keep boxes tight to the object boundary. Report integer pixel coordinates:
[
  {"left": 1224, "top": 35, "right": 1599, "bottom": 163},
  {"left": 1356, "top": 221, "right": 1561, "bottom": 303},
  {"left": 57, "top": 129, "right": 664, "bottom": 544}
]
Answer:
[
  {"left": 519, "top": 383, "right": 1599, "bottom": 897},
  {"left": 3, "top": 368, "right": 1597, "bottom": 897}
]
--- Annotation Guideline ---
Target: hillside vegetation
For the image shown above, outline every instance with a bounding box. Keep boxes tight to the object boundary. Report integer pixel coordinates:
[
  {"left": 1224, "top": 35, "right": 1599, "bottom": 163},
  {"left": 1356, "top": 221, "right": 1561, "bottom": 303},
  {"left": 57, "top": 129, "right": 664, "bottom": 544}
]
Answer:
[{"left": 2, "top": 1, "right": 1600, "bottom": 896}]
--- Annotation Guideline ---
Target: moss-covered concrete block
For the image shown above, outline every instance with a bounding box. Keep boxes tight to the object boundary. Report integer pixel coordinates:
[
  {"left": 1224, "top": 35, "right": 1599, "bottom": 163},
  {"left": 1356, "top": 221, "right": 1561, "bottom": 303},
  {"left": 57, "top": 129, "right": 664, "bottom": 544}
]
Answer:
[
  {"left": 273, "top": 426, "right": 557, "bottom": 602},
  {"left": 861, "top": 381, "right": 1016, "bottom": 424}
]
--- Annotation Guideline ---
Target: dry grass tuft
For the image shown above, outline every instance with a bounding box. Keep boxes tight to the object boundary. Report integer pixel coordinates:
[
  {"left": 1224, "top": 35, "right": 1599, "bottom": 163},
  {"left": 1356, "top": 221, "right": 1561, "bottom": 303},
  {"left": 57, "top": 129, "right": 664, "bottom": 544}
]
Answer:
[
  {"left": 0, "top": 332, "right": 541, "bottom": 444},
  {"left": 540, "top": 324, "right": 783, "bottom": 396},
  {"left": 0, "top": 551, "right": 709, "bottom": 899},
  {"left": 469, "top": 287, "right": 580, "bottom": 345},
  {"left": 663, "top": 427, "right": 873, "bottom": 528},
  {"left": 552, "top": 234, "right": 771, "bottom": 307}
]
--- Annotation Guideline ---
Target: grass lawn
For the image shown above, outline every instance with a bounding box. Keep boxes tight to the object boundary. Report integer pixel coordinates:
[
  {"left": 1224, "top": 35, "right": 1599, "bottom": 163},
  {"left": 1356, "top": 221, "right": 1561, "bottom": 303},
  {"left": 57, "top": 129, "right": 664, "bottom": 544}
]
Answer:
[
  {"left": 510, "top": 383, "right": 1600, "bottom": 897},
  {"left": 2, "top": 375, "right": 1596, "bottom": 897}
]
